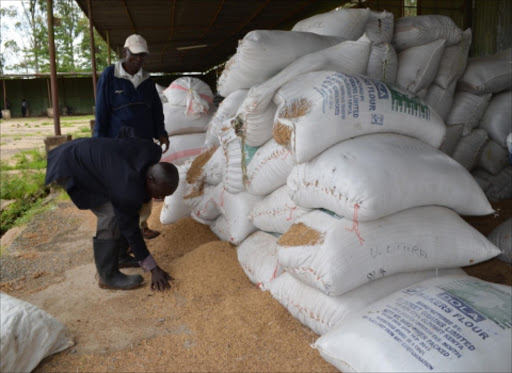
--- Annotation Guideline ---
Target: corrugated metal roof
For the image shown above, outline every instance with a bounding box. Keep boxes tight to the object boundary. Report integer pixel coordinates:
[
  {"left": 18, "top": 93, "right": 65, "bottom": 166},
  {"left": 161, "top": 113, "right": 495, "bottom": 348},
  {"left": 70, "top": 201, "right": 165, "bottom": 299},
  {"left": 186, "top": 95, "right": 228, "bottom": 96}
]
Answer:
[{"left": 74, "top": 0, "right": 346, "bottom": 73}]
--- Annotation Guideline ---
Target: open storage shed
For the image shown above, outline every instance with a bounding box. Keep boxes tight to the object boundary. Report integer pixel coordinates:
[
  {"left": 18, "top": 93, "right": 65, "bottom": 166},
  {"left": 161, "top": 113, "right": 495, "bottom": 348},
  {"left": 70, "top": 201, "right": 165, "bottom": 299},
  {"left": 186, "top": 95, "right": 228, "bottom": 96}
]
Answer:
[{"left": 1, "top": 1, "right": 511, "bottom": 372}]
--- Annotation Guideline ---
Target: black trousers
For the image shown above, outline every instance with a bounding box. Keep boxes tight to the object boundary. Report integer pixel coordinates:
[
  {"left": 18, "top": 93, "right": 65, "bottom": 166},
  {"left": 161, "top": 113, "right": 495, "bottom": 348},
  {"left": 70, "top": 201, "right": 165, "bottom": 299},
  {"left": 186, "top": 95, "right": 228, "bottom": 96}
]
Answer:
[{"left": 90, "top": 202, "right": 121, "bottom": 241}]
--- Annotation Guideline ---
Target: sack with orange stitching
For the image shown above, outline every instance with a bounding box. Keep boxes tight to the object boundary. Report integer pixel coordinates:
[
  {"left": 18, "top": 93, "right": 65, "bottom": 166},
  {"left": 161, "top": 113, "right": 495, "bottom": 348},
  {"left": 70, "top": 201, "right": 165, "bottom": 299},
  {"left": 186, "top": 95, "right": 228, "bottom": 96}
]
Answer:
[
  {"left": 245, "top": 138, "right": 296, "bottom": 196},
  {"left": 269, "top": 268, "right": 466, "bottom": 336},
  {"left": 249, "top": 185, "right": 311, "bottom": 234},
  {"left": 277, "top": 207, "right": 500, "bottom": 296},
  {"left": 237, "top": 231, "right": 284, "bottom": 290},
  {"left": 209, "top": 187, "right": 263, "bottom": 245},
  {"left": 287, "top": 134, "right": 494, "bottom": 221}
]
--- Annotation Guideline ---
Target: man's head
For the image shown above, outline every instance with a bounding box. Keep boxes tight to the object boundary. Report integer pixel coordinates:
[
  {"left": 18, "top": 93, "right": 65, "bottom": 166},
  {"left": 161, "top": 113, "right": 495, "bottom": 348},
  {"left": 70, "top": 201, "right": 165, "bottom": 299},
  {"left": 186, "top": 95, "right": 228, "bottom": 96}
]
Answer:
[
  {"left": 123, "top": 34, "right": 149, "bottom": 75},
  {"left": 146, "top": 162, "right": 179, "bottom": 200}
]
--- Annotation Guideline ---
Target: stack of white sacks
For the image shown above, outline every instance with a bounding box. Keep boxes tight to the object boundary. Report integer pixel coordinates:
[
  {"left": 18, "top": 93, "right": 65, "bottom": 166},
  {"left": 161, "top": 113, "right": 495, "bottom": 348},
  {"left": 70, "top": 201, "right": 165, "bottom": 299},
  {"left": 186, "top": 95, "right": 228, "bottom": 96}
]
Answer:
[
  {"left": 161, "top": 7, "right": 512, "bottom": 372},
  {"left": 159, "top": 77, "right": 215, "bottom": 165}
]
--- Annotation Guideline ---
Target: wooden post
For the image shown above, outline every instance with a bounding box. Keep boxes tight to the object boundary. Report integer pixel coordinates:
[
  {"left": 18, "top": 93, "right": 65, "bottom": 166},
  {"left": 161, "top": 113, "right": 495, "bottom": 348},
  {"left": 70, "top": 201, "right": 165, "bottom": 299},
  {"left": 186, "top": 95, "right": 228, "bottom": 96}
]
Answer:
[
  {"left": 88, "top": 0, "right": 97, "bottom": 101},
  {"left": 47, "top": 0, "right": 61, "bottom": 135},
  {"left": 107, "top": 29, "right": 111, "bottom": 65},
  {"left": 2, "top": 79, "right": 7, "bottom": 110}
]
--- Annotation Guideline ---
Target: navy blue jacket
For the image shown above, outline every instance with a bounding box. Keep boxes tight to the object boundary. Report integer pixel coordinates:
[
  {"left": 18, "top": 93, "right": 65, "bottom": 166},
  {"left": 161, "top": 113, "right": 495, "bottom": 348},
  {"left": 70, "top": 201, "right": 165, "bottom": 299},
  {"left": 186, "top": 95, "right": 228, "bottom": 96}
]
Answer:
[
  {"left": 94, "top": 64, "right": 167, "bottom": 140},
  {"left": 45, "top": 137, "right": 162, "bottom": 261}
]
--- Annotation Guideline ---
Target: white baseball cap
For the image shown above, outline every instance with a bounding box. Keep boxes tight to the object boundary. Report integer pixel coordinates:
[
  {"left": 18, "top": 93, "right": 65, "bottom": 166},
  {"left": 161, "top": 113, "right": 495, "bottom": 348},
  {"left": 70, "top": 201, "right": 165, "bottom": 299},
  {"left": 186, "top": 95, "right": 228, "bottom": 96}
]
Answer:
[{"left": 124, "top": 34, "right": 149, "bottom": 54}]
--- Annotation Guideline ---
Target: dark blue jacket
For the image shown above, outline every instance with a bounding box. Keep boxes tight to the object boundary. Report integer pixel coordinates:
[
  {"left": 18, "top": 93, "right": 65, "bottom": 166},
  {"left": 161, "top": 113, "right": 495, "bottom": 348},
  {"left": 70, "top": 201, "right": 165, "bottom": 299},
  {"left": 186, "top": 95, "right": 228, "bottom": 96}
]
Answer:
[
  {"left": 45, "top": 137, "right": 162, "bottom": 261},
  {"left": 94, "top": 64, "right": 167, "bottom": 140}
]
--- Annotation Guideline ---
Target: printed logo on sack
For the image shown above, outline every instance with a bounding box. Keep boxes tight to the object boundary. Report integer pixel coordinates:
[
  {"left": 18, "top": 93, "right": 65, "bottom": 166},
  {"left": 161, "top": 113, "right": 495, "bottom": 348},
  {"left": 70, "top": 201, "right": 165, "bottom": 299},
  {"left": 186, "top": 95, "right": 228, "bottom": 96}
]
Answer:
[
  {"left": 371, "top": 113, "right": 384, "bottom": 126},
  {"left": 402, "top": 286, "right": 426, "bottom": 295},
  {"left": 374, "top": 81, "right": 389, "bottom": 100},
  {"left": 438, "top": 292, "right": 485, "bottom": 322}
]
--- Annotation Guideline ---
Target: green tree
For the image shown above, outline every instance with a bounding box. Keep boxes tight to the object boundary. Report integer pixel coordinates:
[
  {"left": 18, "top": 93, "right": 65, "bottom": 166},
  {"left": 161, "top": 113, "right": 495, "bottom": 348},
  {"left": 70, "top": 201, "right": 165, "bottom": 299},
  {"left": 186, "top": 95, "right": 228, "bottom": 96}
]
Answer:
[
  {"left": 77, "top": 22, "right": 111, "bottom": 72},
  {"left": 53, "top": 0, "right": 86, "bottom": 71},
  {"left": 14, "top": 0, "right": 50, "bottom": 73},
  {"left": 1, "top": 0, "right": 111, "bottom": 74}
]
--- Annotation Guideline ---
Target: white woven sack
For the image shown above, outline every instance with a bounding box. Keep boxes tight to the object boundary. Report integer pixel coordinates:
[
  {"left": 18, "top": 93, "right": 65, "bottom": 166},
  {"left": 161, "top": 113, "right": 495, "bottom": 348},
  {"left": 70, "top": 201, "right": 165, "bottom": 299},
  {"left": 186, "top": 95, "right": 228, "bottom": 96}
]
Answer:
[
  {"left": 365, "top": 10, "right": 394, "bottom": 44},
  {"left": 216, "top": 30, "right": 344, "bottom": 97},
  {"left": 210, "top": 214, "right": 229, "bottom": 240},
  {"left": 446, "top": 91, "right": 492, "bottom": 135},
  {"left": 163, "top": 103, "right": 212, "bottom": 135},
  {"left": 237, "top": 231, "right": 284, "bottom": 290},
  {"left": 488, "top": 218, "right": 512, "bottom": 264},
  {"left": 163, "top": 77, "right": 213, "bottom": 119},
  {"left": 213, "top": 188, "right": 263, "bottom": 245},
  {"left": 291, "top": 7, "right": 370, "bottom": 39},
  {"left": 201, "top": 146, "right": 225, "bottom": 185},
  {"left": 204, "top": 89, "right": 248, "bottom": 148},
  {"left": 392, "top": 15, "right": 462, "bottom": 52},
  {"left": 477, "top": 139, "right": 509, "bottom": 175},
  {"left": 219, "top": 126, "right": 245, "bottom": 194},
  {"left": 288, "top": 134, "right": 493, "bottom": 220},
  {"left": 235, "top": 101, "right": 276, "bottom": 148},
  {"left": 439, "top": 123, "right": 464, "bottom": 156},
  {"left": 245, "top": 138, "right": 296, "bottom": 196},
  {"left": 479, "top": 91, "right": 512, "bottom": 148},
  {"left": 160, "top": 162, "right": 192, "bottom": 224},
  {"left": 183, "top": 146, "right": 221, "bottom": 192},
  {"left": 457, "top": 48, "right": 512, "bottom": 94},
  {"left": 0, "top": 292, "right": 74, "bottom": 373},
  {"left": 277, "top": 207, "right": 500, "bottom": 296},
  {"left": 274, "top": 72, "right": 446, "bottom": 164},
  {"left": 185, "top": 183, "right": 221, "bottom": 225},
  {"left": 434, "top": 28, "right": 472, "bottom": 89},
  {"left": 424, "top": 81, "right": 456, "bottom": 120},
  {"left": 451, "top": 129, "right": 489, "bottom": 171},
  {"left": 366, "top": 43, "right": 398, "bottom": 84},
  {"left": 472, "top": 166, "right": 512, "bottom": 202},
  {"left": 161, "top": 132, "right": 206, "bottom": 165},
  {"left": 249, "top": 185, "right": 312, "bottom": 234},
  {"left": 237, "top": 36, "right": 372, "bottom": 147},
  {"left": 396, "top": 39, "right": 446, "bottom": 96},
  {"left": 269, "top": 268, "right": 466, "bottom": 336},
  {"left": 315, "top": 275, "right": 512, "bottom": 373}
]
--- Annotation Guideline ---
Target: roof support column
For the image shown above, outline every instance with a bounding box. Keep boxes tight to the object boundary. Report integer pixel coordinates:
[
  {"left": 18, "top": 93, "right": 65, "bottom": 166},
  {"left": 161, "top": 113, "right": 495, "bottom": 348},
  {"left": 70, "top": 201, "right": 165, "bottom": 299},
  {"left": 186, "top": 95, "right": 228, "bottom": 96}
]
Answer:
[
  {"left": 87, "top": 0, "right": 98, "bottom": 101},
  {"left": 107, "top": 30, "right": 111, "bottom": 65},
  {"left": 46, "top": 0, "right": 60, "bottom": 135},
  {"left": 2, "top": 79, "right": 7, "bottom": 110}
]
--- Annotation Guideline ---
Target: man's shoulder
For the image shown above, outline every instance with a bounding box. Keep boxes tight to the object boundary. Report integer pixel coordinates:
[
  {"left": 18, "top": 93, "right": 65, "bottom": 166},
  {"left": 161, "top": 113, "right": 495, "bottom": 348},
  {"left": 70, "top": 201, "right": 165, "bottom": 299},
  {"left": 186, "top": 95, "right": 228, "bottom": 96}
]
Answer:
[{"left": 100, "top": 64, "right": 116, "bottom": 78}]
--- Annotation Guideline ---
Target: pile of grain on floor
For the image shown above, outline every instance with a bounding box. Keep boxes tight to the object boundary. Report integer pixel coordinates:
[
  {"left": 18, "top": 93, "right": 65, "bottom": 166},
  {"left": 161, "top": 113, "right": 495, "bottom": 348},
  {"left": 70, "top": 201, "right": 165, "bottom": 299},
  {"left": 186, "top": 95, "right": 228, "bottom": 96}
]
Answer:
[{"left": 36, "top": 202, "right": 336, "bottom": 373}]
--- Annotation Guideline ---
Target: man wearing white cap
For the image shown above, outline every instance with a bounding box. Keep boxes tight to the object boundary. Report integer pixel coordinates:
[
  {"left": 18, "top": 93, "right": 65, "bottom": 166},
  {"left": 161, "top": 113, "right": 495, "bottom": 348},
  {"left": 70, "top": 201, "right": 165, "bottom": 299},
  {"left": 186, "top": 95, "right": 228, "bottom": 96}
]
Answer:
[{"left": 94, "top": 34, "right": 169, "bottom": 241}]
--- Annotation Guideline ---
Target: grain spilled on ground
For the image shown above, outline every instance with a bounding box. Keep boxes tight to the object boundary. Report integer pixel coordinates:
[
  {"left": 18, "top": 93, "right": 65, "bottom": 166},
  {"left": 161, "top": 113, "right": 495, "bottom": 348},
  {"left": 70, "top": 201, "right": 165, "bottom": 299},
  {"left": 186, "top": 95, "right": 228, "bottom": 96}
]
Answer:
[{"left": 36, "top": 203, "right": 336, "bottom": 373}]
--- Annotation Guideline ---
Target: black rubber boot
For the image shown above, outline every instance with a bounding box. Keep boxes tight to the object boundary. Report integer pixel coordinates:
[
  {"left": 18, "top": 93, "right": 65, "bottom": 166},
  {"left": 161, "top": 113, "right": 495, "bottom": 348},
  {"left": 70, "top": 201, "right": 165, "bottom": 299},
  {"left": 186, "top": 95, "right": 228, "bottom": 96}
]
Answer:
[
  {"left": 93, "top": 237, "right": 143, "bottom": 290},
  {"left": 117, "top": 237, "right": 139, "bottom": 269}
]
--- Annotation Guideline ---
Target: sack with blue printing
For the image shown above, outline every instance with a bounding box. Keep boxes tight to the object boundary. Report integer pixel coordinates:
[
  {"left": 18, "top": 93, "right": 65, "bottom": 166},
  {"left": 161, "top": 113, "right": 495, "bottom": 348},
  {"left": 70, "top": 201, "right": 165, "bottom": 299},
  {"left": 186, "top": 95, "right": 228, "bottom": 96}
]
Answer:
[
  {"left": 269, "top": 268, "right": 466, "bottom": 336},
  {"left": 273, "top": 71, "right": 446, "bottom": 163},
  {"left": 315, "top": 274, "right": 512, "bottom": 372}
]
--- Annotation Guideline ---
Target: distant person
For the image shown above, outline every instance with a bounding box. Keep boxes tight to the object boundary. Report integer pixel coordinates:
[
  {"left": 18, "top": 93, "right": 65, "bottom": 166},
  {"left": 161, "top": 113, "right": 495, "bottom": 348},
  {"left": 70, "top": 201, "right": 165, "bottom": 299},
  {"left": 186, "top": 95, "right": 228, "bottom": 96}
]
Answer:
[
  {"left": 45, "top": 133, "right": 179, "bottom": 291},
  {"left": 21, "top": 99, "right": 28, "bottom": 117},
  {"left": 94, "top": 34, "right": 168, "bottom": 240}
]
